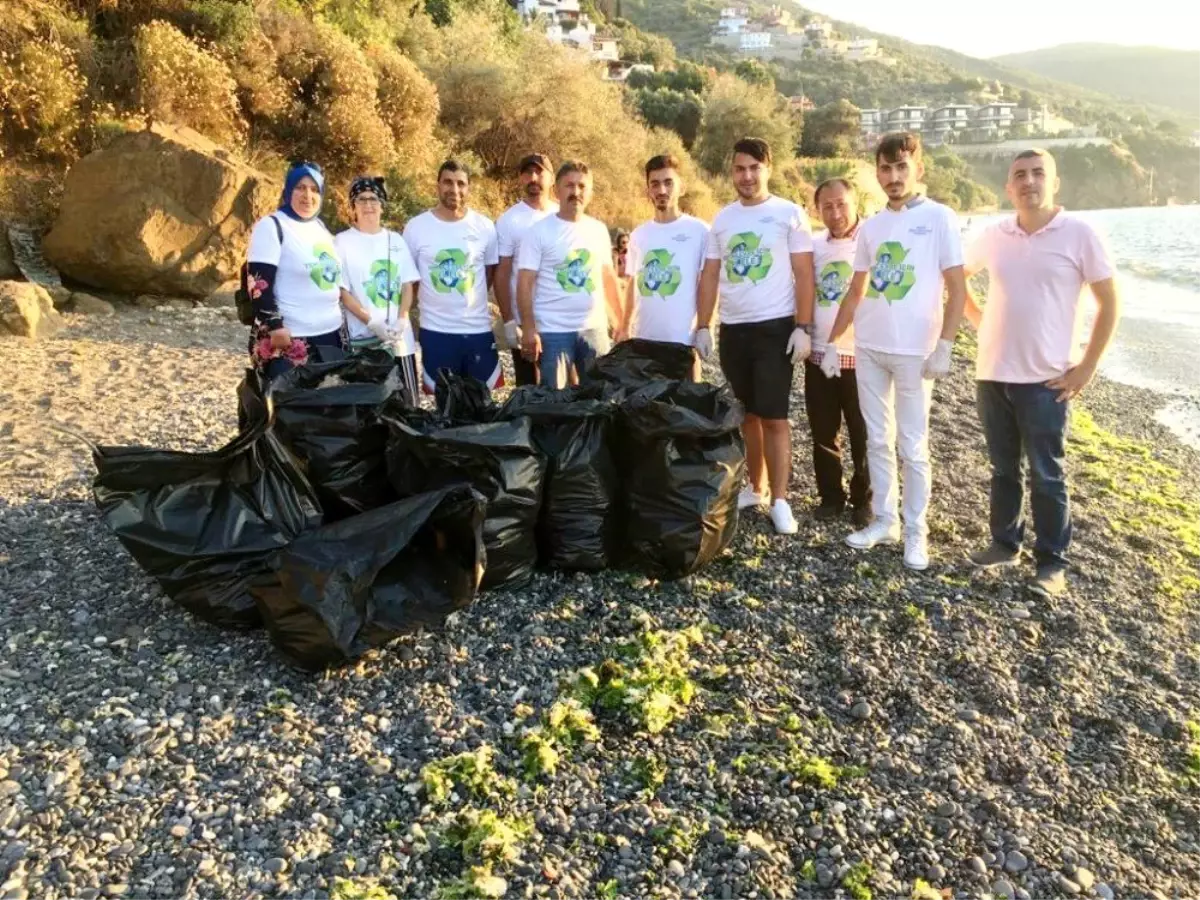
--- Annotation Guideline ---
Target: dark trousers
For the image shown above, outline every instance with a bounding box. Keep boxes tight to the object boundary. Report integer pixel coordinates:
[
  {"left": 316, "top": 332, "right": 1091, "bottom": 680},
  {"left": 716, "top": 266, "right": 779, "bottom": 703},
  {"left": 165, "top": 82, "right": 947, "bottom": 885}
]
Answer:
[
  {"left": 511, "top": 349, "right": 538, "bottom": 387},
  {"left": 804, "top": 361, "right": 870, "bottom": 509},
  {"left": 976, "top": 380, "right": 1071, "bottom": 567}
]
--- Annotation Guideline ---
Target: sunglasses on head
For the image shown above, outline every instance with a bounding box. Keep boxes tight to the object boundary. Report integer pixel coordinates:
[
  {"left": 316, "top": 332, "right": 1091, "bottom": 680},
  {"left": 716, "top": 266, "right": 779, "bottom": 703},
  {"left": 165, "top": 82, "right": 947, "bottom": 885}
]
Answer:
[{"left": 289, "top": 159, "right": 324, "bottom": 174}]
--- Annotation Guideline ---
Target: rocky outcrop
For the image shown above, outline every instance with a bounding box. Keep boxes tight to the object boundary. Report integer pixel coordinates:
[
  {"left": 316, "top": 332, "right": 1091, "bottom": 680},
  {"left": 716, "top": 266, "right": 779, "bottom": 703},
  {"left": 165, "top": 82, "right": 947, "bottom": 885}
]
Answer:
[
  {"left": 0, "top": 224, "right": 18, "bottom": 281},
  {"left": 0, "top": 281, "right": 62, "bottom": 338},
  {"left": 42, "top": 124, "right": 279, "bottom": 299}
]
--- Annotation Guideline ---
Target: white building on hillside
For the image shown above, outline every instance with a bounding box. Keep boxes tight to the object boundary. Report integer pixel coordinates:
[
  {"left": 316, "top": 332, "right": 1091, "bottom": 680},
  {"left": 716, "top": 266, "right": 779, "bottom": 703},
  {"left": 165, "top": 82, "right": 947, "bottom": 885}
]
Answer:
[
  {"left": 924, "top": 103, "right": 973, "bottom": 143},
  {"left": 804, "top": 19, "right": 833, "bottom": 41},
  {"left": 886, "top": 105, "right": 927, "bottom": 131},
  {"left": 974, "top": 102, "right": 1018, "bottom": 135}
]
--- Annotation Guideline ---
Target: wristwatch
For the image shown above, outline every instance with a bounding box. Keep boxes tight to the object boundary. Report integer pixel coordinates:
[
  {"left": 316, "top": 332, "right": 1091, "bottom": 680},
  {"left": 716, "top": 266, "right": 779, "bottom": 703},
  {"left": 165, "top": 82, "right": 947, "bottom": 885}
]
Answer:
[{"left": 795, "top": 322, "right": 814, "bottom": 335}]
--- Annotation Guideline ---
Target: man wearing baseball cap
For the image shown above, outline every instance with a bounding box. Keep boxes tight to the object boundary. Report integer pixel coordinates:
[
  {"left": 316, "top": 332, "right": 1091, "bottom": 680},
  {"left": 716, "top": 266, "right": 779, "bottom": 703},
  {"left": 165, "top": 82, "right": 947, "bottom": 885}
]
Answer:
[{"left": 495, "top": 153, "right": 559, "bottom": 385}]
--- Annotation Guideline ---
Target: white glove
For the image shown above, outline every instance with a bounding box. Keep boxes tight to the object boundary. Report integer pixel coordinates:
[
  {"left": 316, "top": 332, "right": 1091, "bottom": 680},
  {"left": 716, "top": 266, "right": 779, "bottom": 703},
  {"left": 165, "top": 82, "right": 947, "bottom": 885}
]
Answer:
[
  {"left": 693, "top": 327, "right": 713, "bottom": 359},
  {"left": 388, "top": 319, "right": 416, "bottom": 356},
  {"left": 367, "top": 310, "right": 390, "bottom": 343},
  {"left": 922, "top": 338, "right": 953, "bottom": 379},
  {"left": 818, "top": 344, "right": 841, "bottom": 379},
  {"left": 503, "top": 319, "right": 521, "bottom": 349},
  {"left": 785, "top": 326, "right": 812, "bottom": 365}
]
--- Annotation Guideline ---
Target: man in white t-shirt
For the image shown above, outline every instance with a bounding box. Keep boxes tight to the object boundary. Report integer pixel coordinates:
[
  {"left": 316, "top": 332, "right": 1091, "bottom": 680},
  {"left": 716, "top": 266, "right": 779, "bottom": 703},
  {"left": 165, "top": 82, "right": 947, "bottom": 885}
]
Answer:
[
  {"left": 618, "top": 152, "right": 709, "bottom": 380},
  {"left": 821, "top": 132, "right": 968, "bottom": 570},
  {"left": 516, "top": 161, "right": 623, "bottom": 389},
  {"left": 402, "top": 159, "right": 500, "bottom": 393},
  {"left": 696, "top": 137, "right": 815, "bottom": 536},
  {"left": 964, "top": 149, "right": 1120, "bottom": 598},
  {"left": 806, "top": 177, "right": 871, "bottom": 529},
  {"left": 495, "top": 153, "right": 559, "bottom": 386}
]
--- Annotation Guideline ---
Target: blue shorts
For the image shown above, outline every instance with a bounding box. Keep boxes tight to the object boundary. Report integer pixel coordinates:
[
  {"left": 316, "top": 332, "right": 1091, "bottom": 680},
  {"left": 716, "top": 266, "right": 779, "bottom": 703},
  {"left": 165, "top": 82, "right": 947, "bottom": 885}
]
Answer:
[{"left": 418, "top": 329, "right": 503, "bottom": 394}]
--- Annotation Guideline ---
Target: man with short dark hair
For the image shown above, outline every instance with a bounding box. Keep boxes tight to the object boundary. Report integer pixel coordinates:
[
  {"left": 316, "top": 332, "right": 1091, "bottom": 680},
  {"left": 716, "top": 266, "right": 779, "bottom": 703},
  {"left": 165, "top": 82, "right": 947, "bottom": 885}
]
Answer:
[
  {"left": 697, "top": 137, "right": 816, "bottom": 535},
  {"left": 807, "top": 177, "right": 870, "bottom": 527},
  {"left": 495, "top": 153, "right": 558, "bottom": 386},
  {"left": 403, "top": 159, "right": 500, "bottom": 392},
  {"left": 517, "top": 161, "right": 623, "bottom": 388},
  {"left": 822, "top": 132, "right": 968, "bottom": 570},
  {"left": 618, "top": 153, "right": 709, "bottom": 380},
  {"left": 964, "top": 148, "right": 1120, "bottom": 597}
]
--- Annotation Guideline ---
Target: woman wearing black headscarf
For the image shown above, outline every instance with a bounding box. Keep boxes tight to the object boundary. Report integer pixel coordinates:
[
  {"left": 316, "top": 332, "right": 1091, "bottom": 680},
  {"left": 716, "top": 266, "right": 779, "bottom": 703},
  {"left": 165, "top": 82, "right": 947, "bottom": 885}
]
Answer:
[{"left": 245, "top": 161, "right": 388, "bottom": 380}]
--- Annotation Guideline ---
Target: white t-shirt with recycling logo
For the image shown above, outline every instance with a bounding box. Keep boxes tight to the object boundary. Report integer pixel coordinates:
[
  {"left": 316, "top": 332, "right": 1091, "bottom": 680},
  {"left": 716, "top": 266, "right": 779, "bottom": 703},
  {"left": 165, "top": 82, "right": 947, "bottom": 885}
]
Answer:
[
  {"left": 627, "top": 214, "right": 709, "bottom": 345},
  {"left": 402, "top": 209, "right": 499, "bottom": 334},
  {"left": 247, "top": 214, "right": 344, "bottom": 337},
  {"left": 852, "top": 197, "right": 963, "bottom": 356},
  {"left": 704, "top": 195, "right": 813, "bottom": 326},
  {"left": 812, "top": 229, "right": 858, "bottom": 357},
  {"left": 334, "top": 227, "right": 419, "bottom": 340},
  {"left": 517, "top": 213, "right": 612, "bottom": 333},
  {"left": 495, "top": 200, "right": 559, "bottom": 325}
]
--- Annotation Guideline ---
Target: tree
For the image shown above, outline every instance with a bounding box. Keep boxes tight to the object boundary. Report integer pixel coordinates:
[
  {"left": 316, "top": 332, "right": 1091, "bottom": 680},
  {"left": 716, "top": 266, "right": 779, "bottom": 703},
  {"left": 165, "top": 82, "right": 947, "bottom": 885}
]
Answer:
[
  {"left": 799, "top": 99, "right": 860, "bottom": 158},
  {"left": 694, "top": 73, "right": 799, "bottom": 175},
  {"left": 633, "top": 87, "right": 703, "bottom": 148},
  {"left": 734, "top": 58, "right": 773, "bottom": 89}
]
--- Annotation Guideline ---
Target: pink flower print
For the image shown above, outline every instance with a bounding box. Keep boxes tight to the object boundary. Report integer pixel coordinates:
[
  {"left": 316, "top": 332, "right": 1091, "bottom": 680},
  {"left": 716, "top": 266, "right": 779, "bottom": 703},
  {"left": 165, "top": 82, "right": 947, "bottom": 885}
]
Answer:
[
  {"left": 285, "top": 340, "right": 309, "bottom": 364},
  {"left": 254, "top": 336, "right": 275, "bottom": 361},
  {"left": 246, "top": 271, "right": 268, "bottom": 301}
]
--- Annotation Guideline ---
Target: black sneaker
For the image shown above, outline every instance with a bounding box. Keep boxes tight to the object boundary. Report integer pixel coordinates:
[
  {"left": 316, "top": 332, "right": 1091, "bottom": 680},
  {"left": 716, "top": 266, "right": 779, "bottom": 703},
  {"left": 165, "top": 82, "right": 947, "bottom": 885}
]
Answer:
[
  {"left": 968, "top": 542, "right": 1021, "bottom": 568},
  {"left": 1029, "top": 564, "right": 1067, "bottom": 598},
  {"left": 813, "top": 502, "right": 845, "bottom": 522},
  {"left": 851, "top": 505, "right": 872, "bottom": 529}
]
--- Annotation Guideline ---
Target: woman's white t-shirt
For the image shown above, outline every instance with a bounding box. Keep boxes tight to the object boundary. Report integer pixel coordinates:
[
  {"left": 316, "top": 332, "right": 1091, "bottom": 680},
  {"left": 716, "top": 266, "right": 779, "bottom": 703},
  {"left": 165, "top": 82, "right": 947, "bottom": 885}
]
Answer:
[
  {"left": 334, "top": 227, "right": 419, "bottom": 341},
  {"left": 247, "top": 214, "right": 344, "bottom": 337}
]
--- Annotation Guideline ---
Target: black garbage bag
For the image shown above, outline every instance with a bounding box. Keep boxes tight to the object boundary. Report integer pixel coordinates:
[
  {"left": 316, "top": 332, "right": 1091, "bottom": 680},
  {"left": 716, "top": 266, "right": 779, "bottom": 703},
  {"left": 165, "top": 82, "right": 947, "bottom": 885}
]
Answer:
[
  {"left": 92, "top": 377, "right": 323, "bottom": 630},
  {"left": 385, "top": 410, "right": 544, "bottom": 590},
  {"left": 619, "top": 380, "right": 746, "bottom": 579},
  {"left": 262, "top": 350, "right": 401, "bottom": 520},
  {"left": 496, "top": 383, "right": 620, "bottom": 570},
  {"left": 253, "top": 484, "right": 486, "bottom": 671},
  {"left": 434, "top": 370, "right": 497, "bottom": 421},
  {"left": 583, "top": 338, "right": 696, "bottom": 388}
]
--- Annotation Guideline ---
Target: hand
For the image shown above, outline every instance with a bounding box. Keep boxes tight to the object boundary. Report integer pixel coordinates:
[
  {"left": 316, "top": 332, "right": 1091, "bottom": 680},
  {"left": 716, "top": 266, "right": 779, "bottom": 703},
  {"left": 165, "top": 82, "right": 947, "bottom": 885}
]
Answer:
[
  {"left": 785, "top": 326, "right": 812, "bottom": 365},
  {"left": 694, "top": 327, "right": 713, "bottom": 360},
  {"left": 388, "top": 319, "right": 415, "bottom": 353},
  {"left": 818, "top": 345, "right": 841, "bottom": 379},
  {"left": 922, "top": 338, "right": 953, "bottom": 380},
  {"left": 1045, "top": 361, "right": 1096, "bottom": 402},
  {"left": 269, "top": 327, "right": 292, "bottom": 351},
  {"left": 503, "top": 319, "right": 521, "bottom": 349},
  {"left": 367, "top": 313, "right": 390, "bottom": 343},
  {"left": 521, "top": 327, "right": 542, "bottom": 362}
]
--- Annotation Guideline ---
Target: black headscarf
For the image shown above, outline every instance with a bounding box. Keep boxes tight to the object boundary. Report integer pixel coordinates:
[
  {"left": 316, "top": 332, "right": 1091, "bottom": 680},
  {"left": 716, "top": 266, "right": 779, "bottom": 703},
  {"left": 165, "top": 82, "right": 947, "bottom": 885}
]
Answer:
[{"left": 349, "top": 175, "right": 389, "bottom": 205}]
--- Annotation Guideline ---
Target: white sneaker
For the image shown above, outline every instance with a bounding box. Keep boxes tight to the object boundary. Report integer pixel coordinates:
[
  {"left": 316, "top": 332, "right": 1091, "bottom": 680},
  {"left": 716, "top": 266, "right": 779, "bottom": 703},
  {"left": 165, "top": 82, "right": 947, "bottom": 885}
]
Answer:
[
  {"left": 904, "top": 532, "right": 930, "bottom": 571},
  {"left": 737, "top": 487, "right": 768, "bottom": 511},
  {"left": 845, "top": 519, "right": 901, "bottom": 549},
  {"left": 769, "top": 499, "right": 798, "bottom": 535}
]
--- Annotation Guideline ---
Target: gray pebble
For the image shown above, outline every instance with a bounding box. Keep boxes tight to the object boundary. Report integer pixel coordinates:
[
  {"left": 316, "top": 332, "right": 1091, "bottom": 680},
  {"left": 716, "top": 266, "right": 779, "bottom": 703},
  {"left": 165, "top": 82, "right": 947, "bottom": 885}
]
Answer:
[
  {"left": 265, "top": 858, "right": 287, "bottom": 875},
  {"left": 1074, "top": 868, "right": 1095, "bottom": 891},
  {"left": 668, "top": 860, "right": 685, "bottom": 879},
  {"left": 968, "top": 856, "right": 988, "bottom": 876},
  {"left": 1005, "top": 850, "right": 1029, "bottom": 873},
  {"left": 851, "top": 701, "right": 872, "bottom": 721},
  {"left": 991, "top": 879, "right": 1015, "bottom": 900},
  {"left": 1095, "top": 884, "right": 1114, "bottom": 900}
]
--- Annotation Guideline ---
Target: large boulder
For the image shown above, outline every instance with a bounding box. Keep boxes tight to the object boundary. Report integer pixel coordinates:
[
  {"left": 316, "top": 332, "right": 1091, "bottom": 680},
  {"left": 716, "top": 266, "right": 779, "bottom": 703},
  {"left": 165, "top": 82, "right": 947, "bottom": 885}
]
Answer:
[
  {"left": 42, "top": 124, "right": 280, "bottom": 299},
  {"left": 0, "top": 281, "right": 63, "bottom": 338}
]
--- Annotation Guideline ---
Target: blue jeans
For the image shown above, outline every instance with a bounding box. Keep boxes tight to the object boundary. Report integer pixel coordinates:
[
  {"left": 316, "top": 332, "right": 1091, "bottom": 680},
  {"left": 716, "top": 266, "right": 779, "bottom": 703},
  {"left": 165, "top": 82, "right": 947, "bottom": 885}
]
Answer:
[
  {"left": 976, "top": 381, "right": 1071, "bottom": 567},
  {"left": 539, "top": 328, "right": 611, "bottom": 389}
]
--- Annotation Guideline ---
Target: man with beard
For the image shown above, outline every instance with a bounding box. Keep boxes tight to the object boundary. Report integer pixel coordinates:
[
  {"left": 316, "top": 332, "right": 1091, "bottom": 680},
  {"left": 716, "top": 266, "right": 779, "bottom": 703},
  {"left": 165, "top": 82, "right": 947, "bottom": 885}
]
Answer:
[
  {"left": 517, "top": 161, "right": 623, "bottom": 389},
  {"left": 495, "top": 153, "right": 558, "bottom": 385},
  {"left": 697, "top": 137, "right": 816, "bottom": 536},
  {"left": 402, "top": 159, "right": 500, "bottom": 392},
  {"left": 820, "top": 132, "right": 968, "bottom": 571},
  {"left": 618, "top": 153, "right": 709, "bottom": 380}
]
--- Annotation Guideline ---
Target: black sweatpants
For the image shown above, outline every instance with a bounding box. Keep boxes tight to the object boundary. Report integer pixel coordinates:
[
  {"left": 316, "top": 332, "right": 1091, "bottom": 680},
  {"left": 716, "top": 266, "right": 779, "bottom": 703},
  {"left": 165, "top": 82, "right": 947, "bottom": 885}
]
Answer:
[{"left": 803, "top": 360, "right": 871, "bottom": 509}]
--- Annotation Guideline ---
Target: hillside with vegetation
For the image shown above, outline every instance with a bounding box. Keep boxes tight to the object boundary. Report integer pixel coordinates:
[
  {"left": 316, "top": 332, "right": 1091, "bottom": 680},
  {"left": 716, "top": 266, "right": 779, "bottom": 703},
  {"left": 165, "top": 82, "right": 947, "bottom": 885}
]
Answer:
[{"left": 995, "top": 43, "right": 1200, "bottom": 118}]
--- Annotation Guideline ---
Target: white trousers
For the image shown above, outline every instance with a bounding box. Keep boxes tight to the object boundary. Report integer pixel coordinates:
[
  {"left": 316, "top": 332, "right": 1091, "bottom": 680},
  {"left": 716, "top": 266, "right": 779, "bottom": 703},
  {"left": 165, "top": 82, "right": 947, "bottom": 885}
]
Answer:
[{"left": 855, "top": 347, "right": 934, "bottom": 535}]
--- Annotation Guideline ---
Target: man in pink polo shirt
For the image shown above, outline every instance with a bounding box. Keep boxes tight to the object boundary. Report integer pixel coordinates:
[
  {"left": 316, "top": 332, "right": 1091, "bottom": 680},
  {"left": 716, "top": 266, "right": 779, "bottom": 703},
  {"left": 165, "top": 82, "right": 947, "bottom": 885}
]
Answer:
[{"left": 964, "top": 148, "right": 1121, "bottom": 598}]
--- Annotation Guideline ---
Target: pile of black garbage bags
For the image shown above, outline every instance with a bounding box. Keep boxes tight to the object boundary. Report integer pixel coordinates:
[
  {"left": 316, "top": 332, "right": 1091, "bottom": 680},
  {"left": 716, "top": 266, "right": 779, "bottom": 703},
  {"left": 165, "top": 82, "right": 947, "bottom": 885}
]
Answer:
[{"left": 91, "top": 340, "right": 746, "bottom": 671}]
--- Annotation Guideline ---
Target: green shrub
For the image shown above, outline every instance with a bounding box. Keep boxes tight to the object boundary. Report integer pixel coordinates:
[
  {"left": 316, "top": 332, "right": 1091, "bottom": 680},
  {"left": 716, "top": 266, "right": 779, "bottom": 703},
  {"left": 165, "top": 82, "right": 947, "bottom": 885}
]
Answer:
[{"left": 0, "top": 39, "right": 87, "bottom": 159}]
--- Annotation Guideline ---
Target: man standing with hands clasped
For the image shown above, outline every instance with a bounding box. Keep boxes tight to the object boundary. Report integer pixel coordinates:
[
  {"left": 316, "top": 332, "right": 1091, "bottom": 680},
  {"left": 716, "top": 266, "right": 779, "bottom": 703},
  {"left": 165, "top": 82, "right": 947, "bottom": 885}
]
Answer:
[
  {"left": 819, "top": 132, "right": 968, "bottom": 570},
  {"left": 963, "top": 148, "right": 1120, "bottom": 597},
  {"left": 697, "top": 137, "right": 816, "bottom": 535}
]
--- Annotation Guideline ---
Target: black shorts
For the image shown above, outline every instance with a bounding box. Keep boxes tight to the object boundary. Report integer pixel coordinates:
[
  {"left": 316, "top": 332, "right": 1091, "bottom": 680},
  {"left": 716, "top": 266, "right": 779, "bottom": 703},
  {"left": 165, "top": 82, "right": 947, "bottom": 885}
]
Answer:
[{"left": 718, "top": 315, "right": 794, "bottom": 420}]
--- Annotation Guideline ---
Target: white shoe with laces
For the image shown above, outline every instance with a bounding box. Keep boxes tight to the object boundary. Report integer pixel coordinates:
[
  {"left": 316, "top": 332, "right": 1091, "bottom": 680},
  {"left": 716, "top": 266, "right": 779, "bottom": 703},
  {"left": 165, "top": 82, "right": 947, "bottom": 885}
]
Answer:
[
  {"left": 845, "top": 519, "right": 901, "bottom": 549},
  {"left": 904, "top": 532, "right": 930, "bottom": 571},
  {"left": 737, "top": 487, "right": 768, "bottom": 511},
  {"left": 769, "top": 499, "right": 798, "bottom": 535}
]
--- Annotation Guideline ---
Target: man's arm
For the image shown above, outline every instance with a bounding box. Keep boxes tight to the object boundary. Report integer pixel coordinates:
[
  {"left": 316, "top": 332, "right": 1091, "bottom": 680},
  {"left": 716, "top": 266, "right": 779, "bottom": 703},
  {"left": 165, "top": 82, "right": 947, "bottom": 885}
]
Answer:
[
  {"left": 601, "top": 264, "right": 623, "bottom": 333},
  {"left": 339, "top": 288, "right": 372, "bottom": 325},
  {"left": 826, "top": 272, "right": 866, "bottom": 345},
  {"left": 516, "top": 269, "right": 537, "bottom": 334},
  {"left": 619, "top": 273, "right": 637, "bottom": 340},
  {"left": 940, "top": 265, "right": 968, "bottom": 341},
  {"left": 1046, "top": 277, "right": 1121, "bottom": 402},
  {"left": 697, "top": 258, "right": 721, "bottom": 329},
  {"left": 961, "top": 262, "right": 985, "bottom": 330},
  {"left": 790, "top": 251, "right": 815, "bottom": 325},
  {"left": 485, "top": 263, "right": 497, "bottom": 292},
  {"left": 495, "top": 257, "right": 515, "bottom": 321}
]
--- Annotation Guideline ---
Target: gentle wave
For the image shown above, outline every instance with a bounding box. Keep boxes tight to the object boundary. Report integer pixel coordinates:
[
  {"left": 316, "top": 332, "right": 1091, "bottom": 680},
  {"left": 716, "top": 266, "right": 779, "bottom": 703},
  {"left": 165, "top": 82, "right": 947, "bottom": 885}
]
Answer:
[{"left": 1116, "top": 258, "right": 1200, "bottom": 288}]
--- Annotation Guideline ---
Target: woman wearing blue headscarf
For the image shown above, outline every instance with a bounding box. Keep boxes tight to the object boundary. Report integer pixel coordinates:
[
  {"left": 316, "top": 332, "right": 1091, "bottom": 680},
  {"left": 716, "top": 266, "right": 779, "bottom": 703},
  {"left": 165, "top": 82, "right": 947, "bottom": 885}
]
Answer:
[{"left": 245, "top": 161, "right": 389, "bottom": 380}]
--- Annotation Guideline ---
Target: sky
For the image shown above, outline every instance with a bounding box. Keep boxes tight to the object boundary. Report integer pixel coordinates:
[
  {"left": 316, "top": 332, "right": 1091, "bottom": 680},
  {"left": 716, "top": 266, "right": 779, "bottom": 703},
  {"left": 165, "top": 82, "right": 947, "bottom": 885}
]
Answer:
[{"left": 796, "top": 0, "right": 1200, "bottom": 58}]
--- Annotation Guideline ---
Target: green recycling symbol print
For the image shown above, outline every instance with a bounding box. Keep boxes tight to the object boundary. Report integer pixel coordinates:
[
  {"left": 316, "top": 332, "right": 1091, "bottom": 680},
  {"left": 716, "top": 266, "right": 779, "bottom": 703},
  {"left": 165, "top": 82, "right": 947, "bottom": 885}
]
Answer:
[
  {"left": 817, "top": 260, "right": 852, "bottom": 308},
  {"left": 638, "top": 249, "right": 682, "bottom": 298},
  {"left": 866, "top": 241, "right": 916, "bottom": 304},
  {"left": 432, "top": 248, "right": 474, "bottom": 295},
  {"left": 307, "top": 242, "right": 341, "bottom": 290},
  {"left": 364, "top": 259, "right": 399, "bottom": 307},
  {"left": 556, "top": 249, "right": 595, "bottom": 293},
  {"left": 725, "top": 232, "right": 773, "bottom": 284}
]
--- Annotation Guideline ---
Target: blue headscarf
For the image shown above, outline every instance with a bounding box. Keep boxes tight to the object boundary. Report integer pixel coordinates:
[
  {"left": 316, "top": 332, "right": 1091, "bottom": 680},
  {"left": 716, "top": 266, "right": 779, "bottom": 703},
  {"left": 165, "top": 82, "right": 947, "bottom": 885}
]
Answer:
[{"left": 279, "top": 161, "right": 325, "bottom": 221}]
